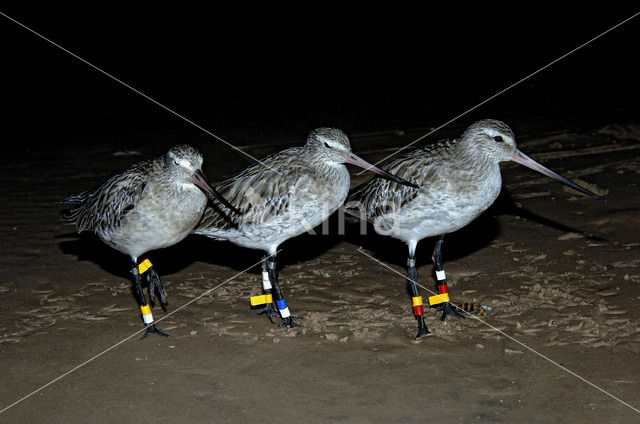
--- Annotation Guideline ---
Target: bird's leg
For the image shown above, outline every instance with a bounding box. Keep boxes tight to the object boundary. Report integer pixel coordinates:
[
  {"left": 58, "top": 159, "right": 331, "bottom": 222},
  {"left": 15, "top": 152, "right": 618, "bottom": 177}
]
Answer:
[
  {"left": 132, "top": 260, "right": 169, "bottom": 338},
  {"left": 407, "top": 255, "right": 430, "bottom": 338},
  {"left": 266, "top": 255, "right": 301, "bottom": 328},
  {"left": 430, "top": 237, "right": 467, "bottom": 321},
  {"left": 140, "top": 259, "right": 168, "bottom": 311},
  {"left": 255, "top": 255, "right": 279, "bottom": 322}
]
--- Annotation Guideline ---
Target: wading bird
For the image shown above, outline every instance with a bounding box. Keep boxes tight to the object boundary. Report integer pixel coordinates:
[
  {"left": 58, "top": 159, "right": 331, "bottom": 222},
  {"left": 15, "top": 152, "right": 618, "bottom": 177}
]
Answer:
[
  {"left": 345, "top": 119, "right": 604, "bottom": 338},
  {"left": 195, "top": 128, "right": 418, "bottom": 327},
  {"left": 62, "top": 145, "right": 239, "bottom": 337}
]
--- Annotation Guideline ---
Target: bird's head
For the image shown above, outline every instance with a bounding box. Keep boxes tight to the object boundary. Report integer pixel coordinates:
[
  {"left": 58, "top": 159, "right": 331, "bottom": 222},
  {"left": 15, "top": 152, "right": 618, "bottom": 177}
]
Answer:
[
  {"left": 461, "top": 119, "right": 517, "bottom": 163},
  {"left": 166, "top": 144, "right": 204, "bottom": 179},
  {"left": 305, "top": 127, "right": 353, "bottom": 166},
  {"left": 461, "top": 119, "right": 605, "bottom": 201},
  {"left": 166, "top": 145, "right": 243, "bottom": 213},
  {"left": 305, "top": 128, "right": 420, "bottom": 188}
]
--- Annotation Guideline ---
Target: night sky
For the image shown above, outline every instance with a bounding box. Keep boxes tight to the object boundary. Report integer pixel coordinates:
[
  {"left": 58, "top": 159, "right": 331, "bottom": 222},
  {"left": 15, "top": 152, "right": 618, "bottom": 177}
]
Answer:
[{"left": 3, "top": 6, "right": 639, "bottom": 147}]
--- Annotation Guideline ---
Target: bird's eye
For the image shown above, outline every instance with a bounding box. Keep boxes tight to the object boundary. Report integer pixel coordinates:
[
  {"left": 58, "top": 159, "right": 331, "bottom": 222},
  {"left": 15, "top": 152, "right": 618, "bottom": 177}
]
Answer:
[
  {"left": 324, "top": 142, "right": 331, "bottom": 149},
  {"left": 173, "top": 159, "right": 180, "bottom": 165},
  {"left": 493, "top": 136, "right": 504, "bottom": 143}
]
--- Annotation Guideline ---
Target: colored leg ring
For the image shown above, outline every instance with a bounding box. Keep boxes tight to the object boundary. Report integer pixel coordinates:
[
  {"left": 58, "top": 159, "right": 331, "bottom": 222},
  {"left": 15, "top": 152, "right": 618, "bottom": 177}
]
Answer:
[
  {"left": 138, "top": 259, "right": 152, "bottom": 274},
  {"left": 262, "top": 271, "right": 272, "bottom": 290},
  {"left": 140, "top": 304, "right": 154, "bottom": 324},
  {"left": 250, "top": 294, "right": 273, "bottom": 306}
]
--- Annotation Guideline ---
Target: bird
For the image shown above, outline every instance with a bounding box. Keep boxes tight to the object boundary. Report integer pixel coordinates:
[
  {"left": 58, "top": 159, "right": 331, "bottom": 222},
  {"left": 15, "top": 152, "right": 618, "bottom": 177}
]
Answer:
[
  {"left": 194, "top": 127, "right": 418, "bottom": 328},
  {"left": 345, "top": 119, "right": 605, "bottom": 338},
  {"left": 61, "top": 144, "right": 239, "bottom": 337}
]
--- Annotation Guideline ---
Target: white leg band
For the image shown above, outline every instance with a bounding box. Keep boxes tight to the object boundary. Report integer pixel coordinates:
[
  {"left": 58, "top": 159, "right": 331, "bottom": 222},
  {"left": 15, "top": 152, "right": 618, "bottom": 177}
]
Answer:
[
  {"left": 262, "top": 271, "right": 272, "bottom": 290},
  {"left": 279, "top": 307, "right": 291, "bottom": 318},
  {"left": 436, "top": 270, "right": 446, "bottom": 281}
]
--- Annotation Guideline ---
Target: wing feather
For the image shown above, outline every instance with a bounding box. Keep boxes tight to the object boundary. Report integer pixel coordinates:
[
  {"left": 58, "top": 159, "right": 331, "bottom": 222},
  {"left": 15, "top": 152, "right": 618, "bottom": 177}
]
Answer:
[
  {"left": 61, "top": 161, "right": 151, "bottom": 235},
  {"left": 195, "top": 148, "right": 309, "bottom": 233},
  {"left": 345, "top": 141, "right": 453, "bottom": 222}
]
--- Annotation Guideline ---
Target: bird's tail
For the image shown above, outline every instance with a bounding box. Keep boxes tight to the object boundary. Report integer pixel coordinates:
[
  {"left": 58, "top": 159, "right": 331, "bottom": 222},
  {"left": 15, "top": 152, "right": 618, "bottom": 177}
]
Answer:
[{"left": 58, "top": 192, "right": 89, "bottom": 224}]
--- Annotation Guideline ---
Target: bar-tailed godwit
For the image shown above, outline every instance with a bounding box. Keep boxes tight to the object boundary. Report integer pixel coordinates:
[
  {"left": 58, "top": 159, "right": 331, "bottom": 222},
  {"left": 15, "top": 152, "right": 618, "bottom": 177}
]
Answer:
[
  {"left": 345, "top": 119, "right": 604, "bottom": 338},
  {"left": 61, "top": 145, "right": 238, "bottom": 337},
  {"left": 195, "top": 128, "right": 418, "bottom": 327}
]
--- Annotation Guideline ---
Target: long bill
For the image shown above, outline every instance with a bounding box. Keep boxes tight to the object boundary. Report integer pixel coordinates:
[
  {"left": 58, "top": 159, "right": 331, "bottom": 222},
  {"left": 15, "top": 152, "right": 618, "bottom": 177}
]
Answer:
[
  {"left": 345, "top": 151, "right": 419, "bottom": 189},
  {"left": 192, "top": 169, "right": 243, "bottom": 214},
  {"left": 511, "top": 150, "right": 605, "bottom": 201}
]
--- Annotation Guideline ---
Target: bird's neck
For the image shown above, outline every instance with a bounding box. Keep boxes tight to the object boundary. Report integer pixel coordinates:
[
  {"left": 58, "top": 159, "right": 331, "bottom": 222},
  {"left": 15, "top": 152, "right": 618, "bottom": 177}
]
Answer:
[{"left": 454, "top": 141, "right": 499, "bottom": 176}]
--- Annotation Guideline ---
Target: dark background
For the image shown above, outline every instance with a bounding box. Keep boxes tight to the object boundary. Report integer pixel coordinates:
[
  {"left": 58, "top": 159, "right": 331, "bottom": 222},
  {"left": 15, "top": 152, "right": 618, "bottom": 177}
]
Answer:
[{"left": 2, "top": 5, "right": 639, "bottom": 149}]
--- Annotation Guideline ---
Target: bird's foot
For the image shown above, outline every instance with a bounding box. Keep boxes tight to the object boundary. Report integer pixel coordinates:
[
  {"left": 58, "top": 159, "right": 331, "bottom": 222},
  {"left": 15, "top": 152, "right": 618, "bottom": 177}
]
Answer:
[
  {"left": 415, "top": 317, "right": 430, "bottom": 339},
  {"left": 278, "top": 316, "right": 302, "bottom": 328},
  {"left": 257, "top": 303, "right": 280, "bottom": 323},
  {"left": 437, "top": 302, "right": 469, "bottom": 321},
  {"left": 141, "top": 323, "right": 170, "bottom": 339}
]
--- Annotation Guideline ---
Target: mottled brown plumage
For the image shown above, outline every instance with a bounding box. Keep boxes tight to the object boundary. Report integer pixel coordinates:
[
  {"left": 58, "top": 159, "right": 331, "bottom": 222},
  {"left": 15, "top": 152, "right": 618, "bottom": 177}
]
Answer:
[
  {"left": 346, "top": 119, "right": 604, "bottom": 338},
  {"left": 62, "top": 145, "right": 218, "bottom": 259},
  {"left": 61, "top": 144, "right": 232, "bottom": 336},
  {"left": 195, "top": 128, "right": 417, "bottom": 327},
  {"left": 196, "top": 128, "right": 417, "bottom": 252}
]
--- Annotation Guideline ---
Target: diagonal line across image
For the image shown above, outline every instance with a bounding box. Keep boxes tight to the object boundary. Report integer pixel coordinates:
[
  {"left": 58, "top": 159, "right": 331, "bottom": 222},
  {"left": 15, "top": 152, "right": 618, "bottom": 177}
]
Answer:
[
  {"left": 356, "top": 247, "right": 640, "bottom": 415},
  {"left": 0, "top": 11, "right": 283, "bottom": 176},
  {"left": 0, "top": 252, "right": 280, "bottom": 415},
  {"left": 356, "top": 10, "right": 640, "bottom": 175}
]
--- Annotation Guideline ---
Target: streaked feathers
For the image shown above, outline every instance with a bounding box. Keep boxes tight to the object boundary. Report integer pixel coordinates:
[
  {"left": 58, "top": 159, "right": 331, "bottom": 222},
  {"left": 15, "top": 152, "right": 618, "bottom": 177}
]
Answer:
[{"left": 61, "top": 144, "right": 212, "bottom": 259}]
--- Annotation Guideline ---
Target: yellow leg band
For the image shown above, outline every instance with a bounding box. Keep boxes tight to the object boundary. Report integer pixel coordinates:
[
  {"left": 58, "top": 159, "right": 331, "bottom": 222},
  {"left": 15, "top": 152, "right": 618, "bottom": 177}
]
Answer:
[
  {"left": 138, "top": 259, "right": 152, "bottom": 274},
  {"left": 412, "top": 296, "right": 423, "bottom": 307},
  {"left": 428, "top": 293, "right": 450, "bottom": 306},
  {"left": 140, "top": 304, "right": 154, "bottom": 324},
  {"left": 250, "top": 294, "right": 273, "bottom": 306}
]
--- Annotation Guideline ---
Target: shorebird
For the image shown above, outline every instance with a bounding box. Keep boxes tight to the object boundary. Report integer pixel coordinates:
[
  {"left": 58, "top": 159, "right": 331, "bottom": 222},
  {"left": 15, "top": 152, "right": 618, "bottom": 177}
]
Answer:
[
  {"left": 345, "top": 119, "right": 605, "bottom": 338},
  {"left": 61, "top": 145, "right": 239, "bottom": 337},
  {"left": 194, "top": 127, "right": 418, "bottom": 327}
]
